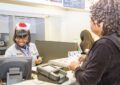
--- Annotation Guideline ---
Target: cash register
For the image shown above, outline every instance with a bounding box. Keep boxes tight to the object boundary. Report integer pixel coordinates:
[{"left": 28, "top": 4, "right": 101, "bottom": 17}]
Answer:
[{"left": 37, "top": 63, "right": 68, "bottom": 84}]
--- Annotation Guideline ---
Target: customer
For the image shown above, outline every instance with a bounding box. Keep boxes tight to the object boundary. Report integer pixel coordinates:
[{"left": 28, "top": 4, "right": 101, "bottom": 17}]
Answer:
[
  {"left": 78, "top": 29, "right": 94, "bottom": 63},
  {"left": 68, "top": 0, "right": 120, "bottom": 85},
  {"left": 80, "top": 29, "right": 94, "bottom": 54},
  {"left": 5, "top": 22, "right": 42, "bottom": 66}
]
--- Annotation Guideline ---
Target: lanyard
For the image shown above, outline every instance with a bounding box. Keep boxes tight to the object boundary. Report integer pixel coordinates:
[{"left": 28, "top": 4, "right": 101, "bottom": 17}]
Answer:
[{"left": 15, "top": 44, "right": 30, "bottom": 57}]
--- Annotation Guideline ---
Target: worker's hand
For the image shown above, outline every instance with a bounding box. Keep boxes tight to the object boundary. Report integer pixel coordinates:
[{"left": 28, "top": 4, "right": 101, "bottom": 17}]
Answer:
[
  {"left": 79, "top": 54, "right": 86, "bottom": 63},
  {"left": 35, "top": 57, "right": 42, "bottom": 65},
  {"left": 68, "top": 60, "right": 80, "bottom": 71}
]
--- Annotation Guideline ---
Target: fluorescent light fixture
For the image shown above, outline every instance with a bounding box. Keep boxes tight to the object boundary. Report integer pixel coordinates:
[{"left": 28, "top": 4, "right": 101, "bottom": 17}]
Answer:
[
  {"left": 17, "top": 0, "right": 63, "bottom": 6},
  {"left": 17, "top": 0, "right": 49, "bottom": 4}
]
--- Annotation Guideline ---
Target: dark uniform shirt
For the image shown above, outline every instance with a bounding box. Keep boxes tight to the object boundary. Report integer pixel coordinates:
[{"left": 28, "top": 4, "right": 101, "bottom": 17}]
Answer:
[{"left": 75, "top": 33, "right": 120, "bottom": 85}]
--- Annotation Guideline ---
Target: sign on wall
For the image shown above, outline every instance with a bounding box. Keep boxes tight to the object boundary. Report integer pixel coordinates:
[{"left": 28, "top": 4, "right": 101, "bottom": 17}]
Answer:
[{"left": 63, "top": 0, "right": 85, "bottom": 9}]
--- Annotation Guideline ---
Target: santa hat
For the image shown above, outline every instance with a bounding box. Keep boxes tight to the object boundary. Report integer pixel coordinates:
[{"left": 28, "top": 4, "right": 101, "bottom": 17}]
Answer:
[{"left": 15, "top": 22, "right": 30, "bottom": 31}]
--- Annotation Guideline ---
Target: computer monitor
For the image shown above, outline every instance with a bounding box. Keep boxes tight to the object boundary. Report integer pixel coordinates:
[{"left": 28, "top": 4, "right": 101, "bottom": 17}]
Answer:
[{"left": 0, "top": 56, "right": 32, "bottom": 81}]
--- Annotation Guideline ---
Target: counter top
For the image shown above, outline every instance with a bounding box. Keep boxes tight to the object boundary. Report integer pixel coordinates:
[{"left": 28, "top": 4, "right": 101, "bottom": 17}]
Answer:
[{"left": 13, "top": 79, "right": 58, "bottom": 85}]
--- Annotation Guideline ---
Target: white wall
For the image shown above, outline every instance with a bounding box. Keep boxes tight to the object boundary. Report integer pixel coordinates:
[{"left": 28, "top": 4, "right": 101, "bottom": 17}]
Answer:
[
  {"left": 0, "top": 3, "right": 94, "bottom": 43},
  {"left": 61, "top": 11, "right": 90, "bottom": 42},
  {"left": 45, "top": 15, "right": 62, "bottom": 41}
]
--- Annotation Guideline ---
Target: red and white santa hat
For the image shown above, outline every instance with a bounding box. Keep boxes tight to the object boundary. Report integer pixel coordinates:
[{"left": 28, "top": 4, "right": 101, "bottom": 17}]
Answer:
[{"left": 15, "top": 22, "right": 30, "bottom": 31}]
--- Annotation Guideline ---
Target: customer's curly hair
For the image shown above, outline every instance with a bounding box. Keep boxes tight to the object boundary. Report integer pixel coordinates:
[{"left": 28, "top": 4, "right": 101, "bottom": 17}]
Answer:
[{"left": 90, "top": 0, "right": 120, "bottom": 36}]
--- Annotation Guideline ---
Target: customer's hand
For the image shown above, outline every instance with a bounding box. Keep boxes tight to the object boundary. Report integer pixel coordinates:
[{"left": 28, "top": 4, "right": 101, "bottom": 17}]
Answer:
[
  {"left": 79, "top": 55, "right": 86, "bottom": 63},
  {"left": 35, "top": 57, "right": 42, "bottom": 65},
  {"left": 68, "top": 60, "right": 80, "bottom": 71}
]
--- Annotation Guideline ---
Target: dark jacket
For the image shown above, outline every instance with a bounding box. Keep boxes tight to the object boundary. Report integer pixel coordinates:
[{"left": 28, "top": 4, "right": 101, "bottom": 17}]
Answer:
[{"left": 75, "top": 33, "right": 120, "bottom": 85}]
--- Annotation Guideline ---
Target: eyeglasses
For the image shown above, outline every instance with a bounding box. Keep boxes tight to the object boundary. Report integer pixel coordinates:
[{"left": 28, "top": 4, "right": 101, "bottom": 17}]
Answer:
[{"left": 15, "top": 36, "right": 28, "bottom": 41}]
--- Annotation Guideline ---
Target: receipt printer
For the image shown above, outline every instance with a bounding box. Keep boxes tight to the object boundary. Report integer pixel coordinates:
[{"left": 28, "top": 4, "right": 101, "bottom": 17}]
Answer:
[{"left": 37, "top": 63, "right": 68, "bottom": 84}]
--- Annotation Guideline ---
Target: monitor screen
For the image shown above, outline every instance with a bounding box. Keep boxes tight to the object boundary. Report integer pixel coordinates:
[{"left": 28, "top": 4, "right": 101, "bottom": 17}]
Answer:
[{"left": 0, "top": 56, "right": 32, "bottom": 81}]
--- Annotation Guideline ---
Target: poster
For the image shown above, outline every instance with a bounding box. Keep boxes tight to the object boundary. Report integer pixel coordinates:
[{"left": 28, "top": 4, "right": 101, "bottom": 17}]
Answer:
[{"left": 63, "top": 0, "right": 85, "bottom": 9}]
